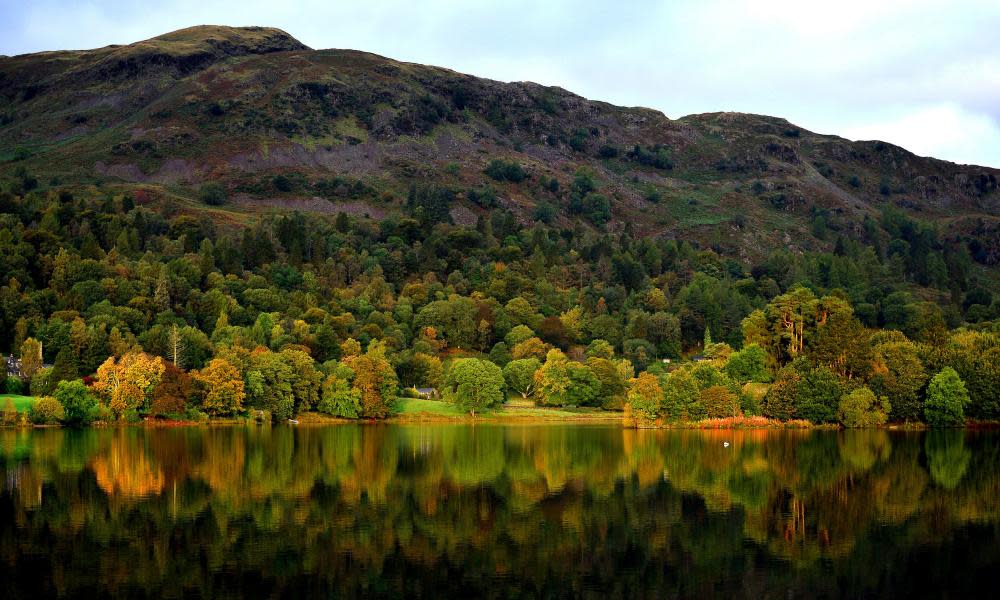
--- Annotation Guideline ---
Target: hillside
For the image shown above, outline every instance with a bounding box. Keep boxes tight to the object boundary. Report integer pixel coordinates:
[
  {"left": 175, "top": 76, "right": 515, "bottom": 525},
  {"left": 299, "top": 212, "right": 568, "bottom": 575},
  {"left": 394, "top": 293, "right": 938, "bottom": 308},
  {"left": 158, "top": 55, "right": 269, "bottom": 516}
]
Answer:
[{"left": 1, "top": 25, "right": 998, "bottom": 264}]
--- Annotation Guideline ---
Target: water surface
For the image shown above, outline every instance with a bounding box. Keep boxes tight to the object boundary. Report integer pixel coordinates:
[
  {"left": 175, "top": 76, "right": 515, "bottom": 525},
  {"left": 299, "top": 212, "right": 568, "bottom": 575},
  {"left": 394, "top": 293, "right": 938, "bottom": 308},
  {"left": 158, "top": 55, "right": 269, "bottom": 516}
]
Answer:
[{"left": 1, "top": 424, "right": 997, "bottom": 598}]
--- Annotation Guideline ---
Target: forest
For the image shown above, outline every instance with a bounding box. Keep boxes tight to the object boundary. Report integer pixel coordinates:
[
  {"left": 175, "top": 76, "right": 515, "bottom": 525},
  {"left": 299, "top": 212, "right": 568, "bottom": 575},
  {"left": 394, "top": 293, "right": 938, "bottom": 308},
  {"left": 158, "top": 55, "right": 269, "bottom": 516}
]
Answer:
[{"left": 0, "top": 171, "right": 997, "bottom": 428}]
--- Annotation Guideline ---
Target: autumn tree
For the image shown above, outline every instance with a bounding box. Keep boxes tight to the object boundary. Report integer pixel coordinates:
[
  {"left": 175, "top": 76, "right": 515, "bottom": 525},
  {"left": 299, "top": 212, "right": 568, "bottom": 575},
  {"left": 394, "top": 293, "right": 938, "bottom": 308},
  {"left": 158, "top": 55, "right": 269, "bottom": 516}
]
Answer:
[
  {"left": 627, "top": 372, "right": 663, "bottom": 422},
  {"left": 19, "top": 337, "right": 43, "bottom": 382},
  {"left": 343, "top": 340, "right": 397, "bottom": 418},
  {"left": 701, "top": 385, "right": 740, "bottom": 419},
  {"left": 194, "top": 358, "right": 245, "bottom": 416},
  {"left": 93, "top": 352, "right": 165, "bottom": 419},
  {"left": 150, "top": 362, "right": 192, "bottom": 416}
]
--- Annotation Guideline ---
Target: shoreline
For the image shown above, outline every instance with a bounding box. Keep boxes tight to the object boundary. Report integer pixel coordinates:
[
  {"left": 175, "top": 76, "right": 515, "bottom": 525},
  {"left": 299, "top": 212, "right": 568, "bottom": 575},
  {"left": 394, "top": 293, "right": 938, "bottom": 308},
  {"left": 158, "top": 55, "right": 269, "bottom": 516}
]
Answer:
[{"left": 5, "top": 409, "right": 998, "bottom": 430}]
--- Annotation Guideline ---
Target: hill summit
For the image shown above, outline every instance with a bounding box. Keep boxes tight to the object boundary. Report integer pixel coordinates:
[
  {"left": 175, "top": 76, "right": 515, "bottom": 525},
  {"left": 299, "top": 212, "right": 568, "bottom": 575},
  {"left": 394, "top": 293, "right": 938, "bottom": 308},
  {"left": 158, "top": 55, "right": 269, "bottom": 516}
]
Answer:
[{"left": 0, "top": 26, "right": 997, "bottom": 263}]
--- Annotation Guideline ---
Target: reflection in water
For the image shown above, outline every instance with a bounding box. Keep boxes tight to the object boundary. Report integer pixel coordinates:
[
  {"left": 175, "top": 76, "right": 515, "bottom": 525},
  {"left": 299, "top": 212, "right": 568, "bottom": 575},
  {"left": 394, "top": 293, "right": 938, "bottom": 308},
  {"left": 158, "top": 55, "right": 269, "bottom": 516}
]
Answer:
[{"left": 1, "top": 425, "right": 999, "bottom": 597}]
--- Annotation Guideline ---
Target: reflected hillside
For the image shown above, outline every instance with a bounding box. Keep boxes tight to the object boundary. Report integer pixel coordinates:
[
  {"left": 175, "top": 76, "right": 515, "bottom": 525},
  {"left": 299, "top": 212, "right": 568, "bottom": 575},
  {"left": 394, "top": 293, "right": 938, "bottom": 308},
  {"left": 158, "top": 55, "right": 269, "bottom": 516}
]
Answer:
[{"left": 1, "top": 425, "right": 999, "bottom": 597}]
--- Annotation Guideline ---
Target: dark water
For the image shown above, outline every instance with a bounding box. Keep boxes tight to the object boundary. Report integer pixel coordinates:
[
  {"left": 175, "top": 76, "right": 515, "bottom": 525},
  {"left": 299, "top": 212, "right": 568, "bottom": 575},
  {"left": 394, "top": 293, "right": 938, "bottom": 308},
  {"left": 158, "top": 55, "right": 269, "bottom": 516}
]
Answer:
[{"left": 1, "top": 424, "right": 998, "bottom": 598}]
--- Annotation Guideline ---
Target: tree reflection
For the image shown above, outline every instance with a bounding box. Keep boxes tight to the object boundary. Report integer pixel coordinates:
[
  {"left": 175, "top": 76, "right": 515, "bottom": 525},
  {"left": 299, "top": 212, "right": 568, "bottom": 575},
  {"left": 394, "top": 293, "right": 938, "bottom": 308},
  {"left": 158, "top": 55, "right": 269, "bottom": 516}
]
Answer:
[{"left": 1, "top": 425, "right": 999, "bottom": 597}]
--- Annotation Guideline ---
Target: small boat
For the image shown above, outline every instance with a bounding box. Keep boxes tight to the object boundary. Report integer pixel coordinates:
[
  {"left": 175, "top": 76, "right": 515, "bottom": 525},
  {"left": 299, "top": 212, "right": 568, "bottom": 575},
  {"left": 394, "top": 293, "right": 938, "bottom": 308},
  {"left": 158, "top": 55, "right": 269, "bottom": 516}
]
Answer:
[{"left": 288, "top": 419, "right": 299, "bottom": 425}]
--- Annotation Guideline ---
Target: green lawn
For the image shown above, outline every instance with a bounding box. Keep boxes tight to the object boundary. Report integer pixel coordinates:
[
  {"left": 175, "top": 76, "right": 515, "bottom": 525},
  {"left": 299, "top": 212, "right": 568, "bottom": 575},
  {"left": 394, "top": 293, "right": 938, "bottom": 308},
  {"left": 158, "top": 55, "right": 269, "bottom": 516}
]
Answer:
[
  {"left": 391, "top": 397, "right": 620, "bottom": 421},
  {"left": 0, "top": 394, "right": 37, "bottom": 413},
  {"left": 392, "top": 397, "right": 470, "bottom": 417}
]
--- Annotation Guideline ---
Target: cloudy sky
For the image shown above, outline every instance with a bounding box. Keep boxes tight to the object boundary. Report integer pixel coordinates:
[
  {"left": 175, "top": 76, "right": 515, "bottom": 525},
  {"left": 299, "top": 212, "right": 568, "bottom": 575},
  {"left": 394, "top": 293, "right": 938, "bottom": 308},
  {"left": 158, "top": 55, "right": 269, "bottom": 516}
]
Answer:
[{"left": 3, "top": 0, "right": 998, "bottom": 166}]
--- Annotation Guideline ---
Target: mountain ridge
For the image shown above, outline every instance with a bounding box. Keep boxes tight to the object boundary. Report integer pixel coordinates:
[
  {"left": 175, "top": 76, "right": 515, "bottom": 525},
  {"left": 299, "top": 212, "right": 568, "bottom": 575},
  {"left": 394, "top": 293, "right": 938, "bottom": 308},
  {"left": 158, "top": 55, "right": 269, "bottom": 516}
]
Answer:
[{"left": 1, "top": 25, "right": 997, "bottom": 265}]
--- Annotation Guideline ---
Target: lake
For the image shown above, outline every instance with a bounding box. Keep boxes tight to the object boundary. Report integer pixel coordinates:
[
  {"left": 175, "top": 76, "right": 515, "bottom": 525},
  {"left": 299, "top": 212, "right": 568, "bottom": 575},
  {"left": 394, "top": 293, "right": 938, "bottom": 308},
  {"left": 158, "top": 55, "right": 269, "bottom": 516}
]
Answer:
[{"left": 1, "top": 424, "right": 997, "bottom": 598}]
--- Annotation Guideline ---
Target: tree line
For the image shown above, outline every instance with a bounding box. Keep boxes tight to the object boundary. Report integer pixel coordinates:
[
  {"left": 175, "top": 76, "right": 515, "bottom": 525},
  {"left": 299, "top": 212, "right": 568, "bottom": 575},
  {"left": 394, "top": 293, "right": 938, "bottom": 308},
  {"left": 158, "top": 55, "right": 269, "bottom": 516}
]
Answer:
[{"left": 0, "top": 181, "right": 996, "bottom": 426}]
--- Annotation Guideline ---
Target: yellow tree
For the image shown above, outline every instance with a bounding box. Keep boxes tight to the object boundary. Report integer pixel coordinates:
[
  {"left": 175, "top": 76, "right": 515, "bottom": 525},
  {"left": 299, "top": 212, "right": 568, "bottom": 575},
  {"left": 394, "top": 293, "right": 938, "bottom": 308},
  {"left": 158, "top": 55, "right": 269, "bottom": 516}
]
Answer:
[
  {"left": 626, "top": 372, "right": 663, "bottom": 422},
  {"left": 19, "top": 337, "right": 43, "bottom": 381},
  {"left": 194, "top": 358, "right": 245, "bottom": 416},
  {"left": 93, "top": 352, "right": 165, "bottom": 419},
  {"left": 343, "top": 340, "right": 397, "bottom": 418}
]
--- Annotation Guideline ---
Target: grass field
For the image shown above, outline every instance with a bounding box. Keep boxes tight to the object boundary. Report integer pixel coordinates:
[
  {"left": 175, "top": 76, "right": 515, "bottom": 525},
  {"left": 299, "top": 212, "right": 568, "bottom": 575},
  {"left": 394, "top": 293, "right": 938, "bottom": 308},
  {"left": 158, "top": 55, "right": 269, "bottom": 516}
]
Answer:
[
  {"left": 0, "top": 395, "right": 37, "bottom": 413},
  {"left": 391, "top": 397, "right": 620, "bottom": 422},
  {"left": 392, "top": 398, "right": 469, "bottom": 417}
]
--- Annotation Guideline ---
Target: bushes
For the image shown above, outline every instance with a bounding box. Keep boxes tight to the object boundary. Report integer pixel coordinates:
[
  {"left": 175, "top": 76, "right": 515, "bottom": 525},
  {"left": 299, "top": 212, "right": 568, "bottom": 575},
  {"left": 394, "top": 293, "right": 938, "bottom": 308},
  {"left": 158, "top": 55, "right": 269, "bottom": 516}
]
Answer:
[
  {"left": 484, "top": 159, "right": 527, "bottom": 183},
  {"left": 28, "top": 397, "right": 65, "bottom": 424},
  {"left": 837, "top": 387, "right": 890, "bottom": 427},
  {"left": 1, "top": 398, "right": 18, "bottom": 426},
  {"left": 4, "top": 376, "right": 25, "bottom": 395},
  {"left": 198, "top": 182, "right": 226, "bottom": 205}
]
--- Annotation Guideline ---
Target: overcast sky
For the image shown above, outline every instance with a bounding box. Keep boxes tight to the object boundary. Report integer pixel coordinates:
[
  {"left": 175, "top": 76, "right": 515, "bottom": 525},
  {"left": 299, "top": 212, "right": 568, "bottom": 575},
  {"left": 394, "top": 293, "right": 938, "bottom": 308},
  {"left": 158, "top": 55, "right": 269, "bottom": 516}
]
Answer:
[{"left": 2, "top": 0, "right": 998, "bottom": 167}]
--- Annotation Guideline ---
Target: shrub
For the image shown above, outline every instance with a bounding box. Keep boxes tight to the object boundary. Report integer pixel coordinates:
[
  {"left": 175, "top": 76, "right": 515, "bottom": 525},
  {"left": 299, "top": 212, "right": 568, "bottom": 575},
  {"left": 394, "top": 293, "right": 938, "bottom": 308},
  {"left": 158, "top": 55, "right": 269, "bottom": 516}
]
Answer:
[
  {"left": 199, "top": 182, "right": 227, "bottom": 205},
  {"left": 273, "top": 174, "right": 293, "bottom": 192},
  {"left": 29, "top": 397, "right": 65, "bottom": 424},
  {"left": 1, "top": 398, "right": 18, "bottom": 426},
  {"left": 4, "top": 376, "right": 25, "bottom": 395},
  {"left": 484, "top": 159, "right": 527, "bottom": 183},
  {"left": 924, "top": 367, "right": 969, "bottom": 426},
  {"left": 837, "top": 387, "right": 890, "bottom": 427}
]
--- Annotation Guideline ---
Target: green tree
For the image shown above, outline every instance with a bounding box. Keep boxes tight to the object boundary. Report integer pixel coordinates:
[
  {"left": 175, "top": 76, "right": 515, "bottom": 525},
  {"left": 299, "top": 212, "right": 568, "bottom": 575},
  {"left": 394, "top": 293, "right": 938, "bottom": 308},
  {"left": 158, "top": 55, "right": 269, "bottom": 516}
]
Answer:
[
  {"left": 444, "top": 358, "right": 505, "bottom": 415},
  {"left": 723, "top": 343, "right": 771, "bottom": 384},
  {"left": 762, "top": 365, "right": 799, "bottom": 420},
  {"left": 503, "top": 358, "right": 541, "bottom": 398},
  {"left": 199, "top": 182, "right": 227, "bottom": 205},
  {"left": 53, "top": 380, "right": 100, "bottom": 426},
  {"left": 870, "top": 338, "right": 926, "bottom": 422},
  {"left": 661, "top": 369, "right": 704, "bottom": 421},
  {"left": 318, "top": 364, "right": 362, "bottom": 418},
  {"left": 281, "top": 348, "right": 323, "bottom": 413},
  {"left": 924, "top": 367, "right": 969, "bottom": 427},
  {"left": 50, "top": 346, "right": 79, "bottom": 384},
  {"left": 837, "top": 387, "right": 890, "bottom": 428},
  {"left": 794, "top": 364, "right": 843, "bottom": 424}
]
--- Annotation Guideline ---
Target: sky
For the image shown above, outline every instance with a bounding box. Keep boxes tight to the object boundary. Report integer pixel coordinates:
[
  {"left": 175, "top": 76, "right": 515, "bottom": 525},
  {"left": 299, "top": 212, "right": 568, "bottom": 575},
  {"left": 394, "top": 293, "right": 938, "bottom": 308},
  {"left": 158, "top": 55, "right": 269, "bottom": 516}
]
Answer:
[{"left": 2, "top": 0, "right": 998, "bottom": 167}]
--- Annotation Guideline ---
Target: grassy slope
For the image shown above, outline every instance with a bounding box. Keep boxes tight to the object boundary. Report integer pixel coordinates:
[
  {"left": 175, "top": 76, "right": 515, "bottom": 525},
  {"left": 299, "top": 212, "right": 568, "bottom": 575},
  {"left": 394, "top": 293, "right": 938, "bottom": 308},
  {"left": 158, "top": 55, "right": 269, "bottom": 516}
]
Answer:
[{"left": 0, "top": 395, "right": 37, "bottom": 413}]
